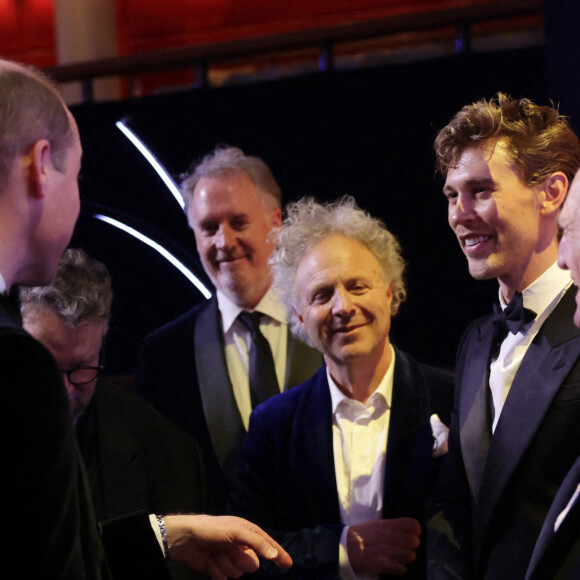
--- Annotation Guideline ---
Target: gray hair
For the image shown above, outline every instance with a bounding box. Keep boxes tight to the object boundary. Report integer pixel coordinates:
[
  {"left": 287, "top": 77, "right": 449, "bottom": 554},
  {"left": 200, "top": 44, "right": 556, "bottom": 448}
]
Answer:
[
  {"left": 271, "top": 196, "right": 406, "bottom": 343},
  {"left": 20, "top": 249, "right": 112, "bottom": 332},
  {"left": 180, "top": 145, "right": 282, "bottom": 216},
  {"left": 0, "top": 59, "right": 74, "bottom": 192}
]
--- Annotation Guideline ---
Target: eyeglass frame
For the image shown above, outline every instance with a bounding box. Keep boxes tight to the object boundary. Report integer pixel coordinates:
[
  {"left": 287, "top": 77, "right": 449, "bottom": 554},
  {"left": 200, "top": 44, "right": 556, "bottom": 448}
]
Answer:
[{"left": 59, "top": 365, "right": 104, "bottom": 386}]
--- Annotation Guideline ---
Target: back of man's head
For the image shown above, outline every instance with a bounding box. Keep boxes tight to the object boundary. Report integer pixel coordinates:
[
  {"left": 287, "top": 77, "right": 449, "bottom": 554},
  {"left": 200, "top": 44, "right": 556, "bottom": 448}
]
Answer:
[
  {"left": 0, "top": 59, "right": 73, "bottom": 193},
  {"left": 180, "top": 145, "right": 282, "bottom": 215},
  {"left": 20, "top": 248, "right": 113, "bottom": 332},
  {"left": 435, "top": 93, "right": 580, "bottom": 186}
]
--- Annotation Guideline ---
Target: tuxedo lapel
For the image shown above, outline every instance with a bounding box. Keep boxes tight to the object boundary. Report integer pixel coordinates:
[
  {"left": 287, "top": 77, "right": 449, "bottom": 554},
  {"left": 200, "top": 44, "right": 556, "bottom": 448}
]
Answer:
[
  {"left": 458, "top": 320, "right": 496, "bottom": 501},
  {"left": 284, "top": 330, "right": 322, "bottom": 389},
  {"left": 292, "top": 370, "right": 340, "bottom": 520},
  {"left": 382, "top": 349, "right": 433, "bottom": 516},
  {"left": 475, "top": 287, "right": 580, "bottom": 555},
  {"left": 194, "top": 298, "right": 246, "bottom": 480}
]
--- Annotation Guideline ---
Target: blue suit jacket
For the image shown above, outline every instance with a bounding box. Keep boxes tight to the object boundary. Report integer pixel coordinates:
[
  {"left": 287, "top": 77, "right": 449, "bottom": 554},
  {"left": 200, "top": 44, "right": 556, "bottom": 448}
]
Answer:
[
  {"left": 228, "top": 347, "right": 454, "bottom": 579},
  {"left": 428, "top": 286, "right": 580, "bottom": 580},
  {"left": 134, "top": 296, "right": 322, "bottom": 510}
]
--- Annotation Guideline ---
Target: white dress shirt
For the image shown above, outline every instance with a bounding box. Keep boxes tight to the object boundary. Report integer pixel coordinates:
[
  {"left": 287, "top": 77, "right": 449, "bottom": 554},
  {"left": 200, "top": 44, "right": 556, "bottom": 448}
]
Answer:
[
  {"left": 490, "top": 262, "right": 572, "bottom": 431},
  {"left": 217, "top": 289, "right": 288, "bottom": 429},
  {"left": 0, "top": 272, "right": 6, "bottom": 294},
  {"left": 328, "top": 345, "right": 395, "bottom": 580}
]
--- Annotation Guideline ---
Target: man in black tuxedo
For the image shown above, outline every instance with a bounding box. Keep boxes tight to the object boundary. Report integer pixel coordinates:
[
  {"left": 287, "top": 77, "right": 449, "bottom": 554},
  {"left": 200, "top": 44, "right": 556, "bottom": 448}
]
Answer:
[
  {"left": 135, "top": 146, "right": 322, "bottom": 509},
  {"left": 228, "top": 197, "right": 454, "bottom": 578},
  {"left": 427, "top": 94, "right": 580, "bottom": 579},
  {"left": 523, "top": 167, "right": 580, "bottom": 580},
  {"left": 0, "top": 58, "right": 291, "bottom": 579}
]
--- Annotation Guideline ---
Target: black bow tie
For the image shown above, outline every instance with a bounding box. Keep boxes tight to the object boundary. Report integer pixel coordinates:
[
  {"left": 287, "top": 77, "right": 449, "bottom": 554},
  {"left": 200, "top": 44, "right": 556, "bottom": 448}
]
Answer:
[{"left": 492, "top": 291, "right": 536, "bottom": 337}]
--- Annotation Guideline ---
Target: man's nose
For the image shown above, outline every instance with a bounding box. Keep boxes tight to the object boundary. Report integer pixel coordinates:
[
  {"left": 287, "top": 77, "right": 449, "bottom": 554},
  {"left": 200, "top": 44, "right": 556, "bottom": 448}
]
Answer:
[
  {"left": 332, "top": 287, "right": 355, "bottom": 316},
  {"left": 450, "top": 194, "right": 475, "bottom": 225},
  {"left": 215, "top": 225, "right": 236, "bottom": 249},
  {"left": 63, "top": 375, "right": 75, "bottom": 398}
]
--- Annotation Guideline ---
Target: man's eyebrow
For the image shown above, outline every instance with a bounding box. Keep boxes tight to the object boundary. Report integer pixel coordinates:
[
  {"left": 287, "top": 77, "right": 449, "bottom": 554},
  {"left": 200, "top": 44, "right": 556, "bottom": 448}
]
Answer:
[{"left": 443, "top": 177, "right": 496, "bottom": 192}]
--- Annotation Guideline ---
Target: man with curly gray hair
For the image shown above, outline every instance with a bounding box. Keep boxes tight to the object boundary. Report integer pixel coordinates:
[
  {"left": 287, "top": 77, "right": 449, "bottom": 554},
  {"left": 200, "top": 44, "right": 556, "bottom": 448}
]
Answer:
[{"left": 229, "top": 196, "right": 454, "bottom": 579}]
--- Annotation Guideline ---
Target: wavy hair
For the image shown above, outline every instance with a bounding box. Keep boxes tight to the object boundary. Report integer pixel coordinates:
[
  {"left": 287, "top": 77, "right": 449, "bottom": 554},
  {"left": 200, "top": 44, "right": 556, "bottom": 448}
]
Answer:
[
  {"left": 270, "top": 196, "right": 406, "bottom": 343},
  {"left": 435, "top": 93, "right": 580, "bottom": 185},
  {"left": 20, "top": 249, "right": 112, "bottom": 332}
]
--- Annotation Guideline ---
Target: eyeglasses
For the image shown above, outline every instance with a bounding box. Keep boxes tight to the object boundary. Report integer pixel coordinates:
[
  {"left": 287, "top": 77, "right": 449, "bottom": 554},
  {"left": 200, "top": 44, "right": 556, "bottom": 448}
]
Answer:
[{"left": 60, "top": 365, "right": 103, "bottom": 386}]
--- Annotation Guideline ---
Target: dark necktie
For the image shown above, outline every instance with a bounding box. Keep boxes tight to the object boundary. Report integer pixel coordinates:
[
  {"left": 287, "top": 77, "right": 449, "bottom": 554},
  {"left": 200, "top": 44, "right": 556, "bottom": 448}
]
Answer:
[{"left": 238, "top": 311, "right": 280, "bottom": 408}]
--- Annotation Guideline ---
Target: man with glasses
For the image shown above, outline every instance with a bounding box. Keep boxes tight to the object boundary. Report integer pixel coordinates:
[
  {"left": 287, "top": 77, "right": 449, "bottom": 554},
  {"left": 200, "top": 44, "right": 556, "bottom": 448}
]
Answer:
[{"left": 20, "top": 249, "right": 209, "bottom": 571}]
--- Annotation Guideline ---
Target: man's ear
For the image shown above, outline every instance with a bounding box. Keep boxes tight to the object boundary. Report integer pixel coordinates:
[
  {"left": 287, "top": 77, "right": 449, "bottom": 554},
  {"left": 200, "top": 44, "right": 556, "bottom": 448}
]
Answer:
[
  {"left": 293, "top": 306, "right": 304, "bottom": 327},
  {"left": 271, "top": 207, "right": 283, "bottom": 228},
  {"left": 28, "top": 139, "right": 53, "bottom": 199},
  {"left": 540, "top": 172, "right": 569, "bottom": 216}
]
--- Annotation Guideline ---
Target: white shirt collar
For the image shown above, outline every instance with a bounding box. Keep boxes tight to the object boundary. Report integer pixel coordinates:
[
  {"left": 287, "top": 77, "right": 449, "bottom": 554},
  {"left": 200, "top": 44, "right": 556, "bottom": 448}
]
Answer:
[
  {"left": 499, "top": 261, "right": 572, "bottom": 316},
  {"left": 217, "top": 288, "right": 287, "bottom": 333},
  {"left": 0, "top": 272, "right": 6, "bottom": 294},
  {"left": 327, "top": 345, "right": 395, "bottom": 413}
]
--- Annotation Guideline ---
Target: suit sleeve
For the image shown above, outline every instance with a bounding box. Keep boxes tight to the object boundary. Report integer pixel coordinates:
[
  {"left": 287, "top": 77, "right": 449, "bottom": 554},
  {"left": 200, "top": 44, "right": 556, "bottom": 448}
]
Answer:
[
  {"left": 0, "top": 329, "right": 111, "bottom": 579},
  {"left": 228, "top": 407, "right": 343, "bottom": 577}
]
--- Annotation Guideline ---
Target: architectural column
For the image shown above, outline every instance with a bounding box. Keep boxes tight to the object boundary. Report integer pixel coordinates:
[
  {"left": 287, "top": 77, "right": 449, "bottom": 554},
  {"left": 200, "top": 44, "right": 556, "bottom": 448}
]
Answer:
[{"left": 54, "top": 0, "right": 120, "bottom": 103}]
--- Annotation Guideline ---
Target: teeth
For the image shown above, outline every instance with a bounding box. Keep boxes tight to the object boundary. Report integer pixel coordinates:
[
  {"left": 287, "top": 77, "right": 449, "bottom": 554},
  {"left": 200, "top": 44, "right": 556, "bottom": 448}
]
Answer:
[{"left": 465, "top": 235, "right": 489, "bottom": 247}]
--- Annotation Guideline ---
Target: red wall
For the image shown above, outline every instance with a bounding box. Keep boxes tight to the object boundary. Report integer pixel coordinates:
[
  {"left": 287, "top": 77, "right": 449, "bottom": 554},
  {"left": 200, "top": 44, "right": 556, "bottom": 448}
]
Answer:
[
  {"left": 1, "top": 0, "right": 55, "bottom": 66},
  {"left": 2, "top": 0, "right": 495, "bottom": 66}
]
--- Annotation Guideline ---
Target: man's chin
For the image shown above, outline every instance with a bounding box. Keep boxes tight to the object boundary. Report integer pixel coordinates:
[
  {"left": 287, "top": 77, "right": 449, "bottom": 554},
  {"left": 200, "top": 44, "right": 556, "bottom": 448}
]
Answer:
[{"left": 467, "top": 258, "right": 497, "bottom": 281}]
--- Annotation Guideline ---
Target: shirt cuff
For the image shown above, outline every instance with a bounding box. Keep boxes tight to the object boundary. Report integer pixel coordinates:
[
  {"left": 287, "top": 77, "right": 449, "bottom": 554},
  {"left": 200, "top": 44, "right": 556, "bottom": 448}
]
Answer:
[
  {"left": 148, "top": 513, "right": 165, "bottom": 555},
  {"left": 339, "top": 526, "right": 357, "bottom": 580}
]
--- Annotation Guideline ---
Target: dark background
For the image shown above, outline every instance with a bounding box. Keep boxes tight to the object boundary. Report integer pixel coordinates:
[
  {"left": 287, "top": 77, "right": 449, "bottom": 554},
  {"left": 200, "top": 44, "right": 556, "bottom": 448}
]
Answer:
[{"left": 69, "top": 45, "right": 557, "bottom": 376}]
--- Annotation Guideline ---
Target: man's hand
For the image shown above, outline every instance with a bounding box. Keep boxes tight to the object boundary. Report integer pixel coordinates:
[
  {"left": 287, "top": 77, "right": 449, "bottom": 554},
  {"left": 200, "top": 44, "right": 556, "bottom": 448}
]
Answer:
[
  {"left": 347, "top": 518, "right": 421, "bottom": 576},
  {"left": 164, "top": 514, "right": 292, "bottom": 580}
]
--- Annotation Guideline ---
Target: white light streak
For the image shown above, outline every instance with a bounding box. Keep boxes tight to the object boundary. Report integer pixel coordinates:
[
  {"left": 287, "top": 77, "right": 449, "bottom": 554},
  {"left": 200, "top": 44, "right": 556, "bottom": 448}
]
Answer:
[
  {"left": 94, "top": 214, "right": 211, "bottom": 299},
  {"left": 116, "top": 120, "right": 185, "bottom": 209}
]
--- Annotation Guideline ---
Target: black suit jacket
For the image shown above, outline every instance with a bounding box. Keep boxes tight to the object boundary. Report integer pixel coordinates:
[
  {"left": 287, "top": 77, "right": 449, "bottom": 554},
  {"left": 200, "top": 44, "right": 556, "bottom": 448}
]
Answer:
[
  {"left": 77, "top": 380, "right": 209, "bottom": 580},
  {"left": 524, "top": 453, "right": 580, "bottom": 580},
  {"left": 228, "top": 348, "right": 454, "bottom": 579},
  {"left": 77, "top": 379, "right": 207, "bottom": 520},
  {"left": 0, "top": 295, "right": 167, "bottom": 580},
  {"left": 428, "top": 286, "right": 580, "bottom": 580},
  {"left": 134, "top": 296, "right": 322, "bottom": 510}
]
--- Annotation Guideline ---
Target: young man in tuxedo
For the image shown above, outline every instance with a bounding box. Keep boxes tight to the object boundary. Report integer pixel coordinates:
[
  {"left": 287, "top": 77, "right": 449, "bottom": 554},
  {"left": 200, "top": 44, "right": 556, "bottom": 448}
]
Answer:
[{"left": 427, "top": 93, "right": 580, "bottom": 579}]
